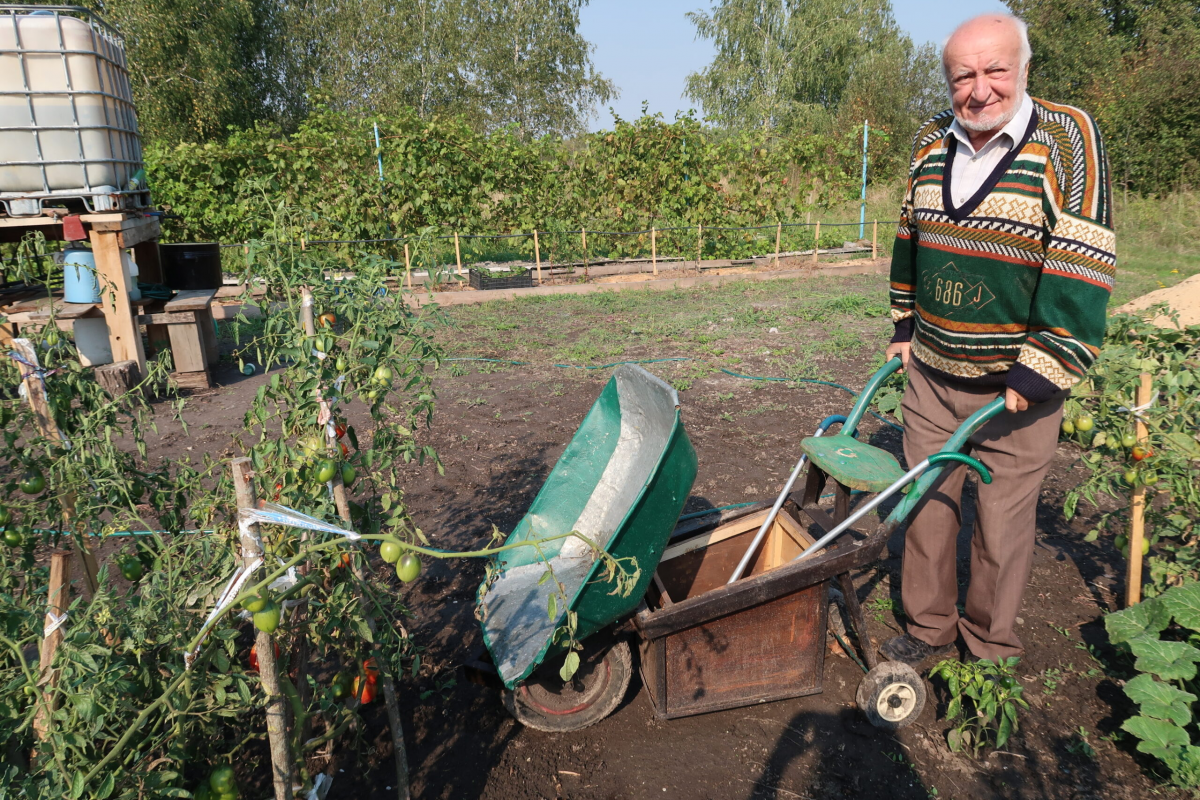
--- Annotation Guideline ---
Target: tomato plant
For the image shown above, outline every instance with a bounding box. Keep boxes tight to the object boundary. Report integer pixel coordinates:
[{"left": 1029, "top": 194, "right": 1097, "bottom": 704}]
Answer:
[{"left": 1062, "top": 310, "right": 1200, "bottom": 595}]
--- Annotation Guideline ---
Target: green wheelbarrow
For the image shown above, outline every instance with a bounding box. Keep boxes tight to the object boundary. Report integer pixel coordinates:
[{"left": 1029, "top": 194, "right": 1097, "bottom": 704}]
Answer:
[{"left": 467, "top": 359, "right": 1005, "bottom": 732}]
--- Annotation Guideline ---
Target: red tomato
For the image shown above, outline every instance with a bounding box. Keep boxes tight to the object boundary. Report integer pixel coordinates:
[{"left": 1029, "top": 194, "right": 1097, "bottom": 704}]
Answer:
[
  {"left": 1132, "top": 446, "right": 1154, "bottom": 462},
  {"left": 248, "top": 642, "right": 281, "bottom": 672},
  {"left": 339, "top": 442, "right": 350, "bottom": 458},
  {"left": 318, "top": 313, "right": 336, "bottom": 328},
  {"left": 334, "top": 422, "right": 348, "bottom": 440},
  {"left": 353, "top": 673, "right": 378, "bottom": 704}
]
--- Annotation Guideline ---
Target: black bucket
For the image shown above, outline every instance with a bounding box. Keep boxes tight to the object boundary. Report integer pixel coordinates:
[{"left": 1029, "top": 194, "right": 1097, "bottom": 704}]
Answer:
[{"left": 159, "top": 243, "right": 223, "bottom": 291}]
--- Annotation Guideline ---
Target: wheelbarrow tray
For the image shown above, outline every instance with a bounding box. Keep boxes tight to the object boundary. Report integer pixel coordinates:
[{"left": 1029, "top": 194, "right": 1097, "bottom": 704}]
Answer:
[
  {"left": 477, "top": 364, "right": 697, "bottom": 688},
  {"left": 633, "top": 502, "right": 888, "bottom": 719}
]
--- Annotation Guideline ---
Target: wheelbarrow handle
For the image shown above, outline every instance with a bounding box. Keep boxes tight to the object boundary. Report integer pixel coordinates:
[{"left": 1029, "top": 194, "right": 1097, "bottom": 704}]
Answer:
[
  {"left": 926, "top": 452, "right": 992, "bottom": 484},
  {"left": 841, "top": 357, "right": 903, "bottom": 434}
]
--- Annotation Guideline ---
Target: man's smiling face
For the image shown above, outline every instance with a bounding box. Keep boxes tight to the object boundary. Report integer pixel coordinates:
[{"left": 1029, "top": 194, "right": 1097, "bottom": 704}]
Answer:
[{"left": 943, "top": 17, "right": 1026, "bottom": 134}]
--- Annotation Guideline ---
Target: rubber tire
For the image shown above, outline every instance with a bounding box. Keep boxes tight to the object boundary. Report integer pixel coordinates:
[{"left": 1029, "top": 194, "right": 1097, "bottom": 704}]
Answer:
[
  {"left": 502, "top": 636, "right": 632, "bottom": 733},
  {"left": 857, "top": 661, "right": 927, "bottom": 730}
]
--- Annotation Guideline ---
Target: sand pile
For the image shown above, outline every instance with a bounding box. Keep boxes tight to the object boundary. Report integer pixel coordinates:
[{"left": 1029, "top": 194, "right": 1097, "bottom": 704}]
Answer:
[{"left": 1117, "top": 274, "right": 1200, "bottom": 327}]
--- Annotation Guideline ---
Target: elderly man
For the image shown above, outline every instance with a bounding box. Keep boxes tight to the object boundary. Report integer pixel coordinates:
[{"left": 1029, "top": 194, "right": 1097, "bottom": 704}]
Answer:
[{"left": 880, "top": 13, "right": 1115, "bottom": 666}]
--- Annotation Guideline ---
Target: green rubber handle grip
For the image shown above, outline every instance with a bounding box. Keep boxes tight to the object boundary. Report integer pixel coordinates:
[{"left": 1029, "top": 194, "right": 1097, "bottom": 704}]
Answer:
[
  {"left": 928, "top": 452, "right": 992, "bottom": 484},
  {"left": 842, "top": 357, "right": 903, "bottom": 434}
]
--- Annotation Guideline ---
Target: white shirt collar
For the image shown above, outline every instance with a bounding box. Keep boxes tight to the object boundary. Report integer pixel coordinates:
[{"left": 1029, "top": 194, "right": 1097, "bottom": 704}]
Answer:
[{"left": 948, "top": 93, "right": 1034, "bottom": 156}]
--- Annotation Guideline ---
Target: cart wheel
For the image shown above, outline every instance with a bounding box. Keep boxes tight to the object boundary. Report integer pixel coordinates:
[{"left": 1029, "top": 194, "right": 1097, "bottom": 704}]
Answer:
[
  {"left": 502, "top": 636, "right": 632, "bottom": 733},
  {"left": 857, "top": 661, "right": 926, "bottom": 730}
]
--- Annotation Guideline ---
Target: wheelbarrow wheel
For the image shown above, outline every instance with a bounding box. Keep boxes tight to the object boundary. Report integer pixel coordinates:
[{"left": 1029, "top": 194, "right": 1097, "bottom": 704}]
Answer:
[
  {"left": 502, "top": 636, "right": 632, "bottom": 733},
  {"left": 857, "top": 661, "right": 926, "bottom": 730}
]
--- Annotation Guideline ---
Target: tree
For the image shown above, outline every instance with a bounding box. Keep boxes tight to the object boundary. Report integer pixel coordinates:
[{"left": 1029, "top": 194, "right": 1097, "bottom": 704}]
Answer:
[{"left": 684, "top": 0, "right": 907, "bottom": 132}]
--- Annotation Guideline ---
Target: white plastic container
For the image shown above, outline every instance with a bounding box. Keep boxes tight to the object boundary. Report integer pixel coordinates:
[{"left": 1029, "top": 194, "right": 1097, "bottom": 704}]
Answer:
[
  {"left": 0, "top": 7, "right": 145, "bottom": 214},
  {"left": 73, "top": 316, "right": 112, "bottom": 366}
]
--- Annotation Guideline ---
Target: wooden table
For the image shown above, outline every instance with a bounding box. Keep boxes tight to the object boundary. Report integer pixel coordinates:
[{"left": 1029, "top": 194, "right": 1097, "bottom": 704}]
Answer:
[{"left": 0, "top": 211, "right": 162, "bottom": 377}]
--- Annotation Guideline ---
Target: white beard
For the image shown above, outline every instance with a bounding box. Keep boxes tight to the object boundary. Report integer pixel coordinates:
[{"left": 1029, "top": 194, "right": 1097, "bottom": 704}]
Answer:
[{"left": 956, "top": 104, "right": 1019, "bottom": 133}]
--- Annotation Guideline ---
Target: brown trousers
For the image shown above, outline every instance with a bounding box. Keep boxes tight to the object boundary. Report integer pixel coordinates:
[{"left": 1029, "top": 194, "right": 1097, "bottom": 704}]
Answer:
[{"left": 899, "top": 359, "right": 1065, "bottom": 660}]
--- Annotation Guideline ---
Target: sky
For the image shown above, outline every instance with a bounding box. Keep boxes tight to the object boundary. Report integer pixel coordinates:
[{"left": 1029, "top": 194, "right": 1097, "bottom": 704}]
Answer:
[{"left": 578, "top": 0, "right": 1008, "bottom": 131}]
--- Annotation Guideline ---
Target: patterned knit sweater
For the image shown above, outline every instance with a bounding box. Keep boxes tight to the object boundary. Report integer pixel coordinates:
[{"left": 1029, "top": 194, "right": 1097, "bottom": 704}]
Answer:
[{"left": 889, "top": 98, "right": 1116, "bottom": 403}]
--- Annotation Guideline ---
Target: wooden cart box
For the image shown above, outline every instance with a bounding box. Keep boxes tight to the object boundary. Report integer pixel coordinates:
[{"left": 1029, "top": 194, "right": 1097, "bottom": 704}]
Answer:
[{"left": 635, "top": 508, "right": 827, "bottom": 719}]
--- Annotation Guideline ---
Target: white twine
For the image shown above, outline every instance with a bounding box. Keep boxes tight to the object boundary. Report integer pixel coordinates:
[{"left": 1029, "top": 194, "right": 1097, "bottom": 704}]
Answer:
[
  {"left": 43, "top": 610, "right": 68, "bottom": 637},
  {"left": 185, "top": 558, "right": 262, "bottom": 670},
  {"left": 1117, "top": 390, "right": 1159, "bottom": 423}
]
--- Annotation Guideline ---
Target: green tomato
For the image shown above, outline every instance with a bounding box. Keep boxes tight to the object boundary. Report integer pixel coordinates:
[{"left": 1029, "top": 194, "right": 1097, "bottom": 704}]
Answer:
[
  {"left": 396, "top": 553, "right": 421, "bottom": 583},
  {"left": 300, "top": 436, "right": 324, "bottom": 458},
  {"left": 314, "top": 459, "right": 338, "bottom": 484},
  {"left": 1074, "top": 415, "right": 1094, "bottom": 432},
  {"left": 242, "top": 592, "right": 269, "bottom": 613},
  {"left": 1142, "top": 537, "right": 1151, "bottom": 556},
  {"left": 373, "top": 365, "right": 394, "bottom": 385},
  {"left": 120, "top": 557, "right": 144, "bottom": 582},
  {"left": 3, "top": 529, "right": 23, "bottom": 548},
  {"left": 1142, "top": 470, "right": 1159, "bottom": 486},
  {"left": 379, "top": 541, "right": 402, "bottom": 563},
  {"left": 341, "top": 464, "right": 356, "bottom": 486},
  {"left": 366, "top": 389, "right": 379, "bottom": 401},
  {"left": 1060, "top": 420, "right": 1075, "bottom": 437},
  {"left": 330, "top": 672, "right": 352, "bottom": 700},
  {"left": 335, "top": 356, "right": 348, "bottom": 373},
  {"left": 194, "top": 783, "right": 213, "bottom": 800},
  {"left": 1114, "top": 534, "right": 1128, "bottom": 551},
  {"left": 1122, "top": 433, "right": 1138, "bottom": 449},
  {"left": 209, "top": 765, "right": 237, "bottom": 794},
  {"left": 252, "top": 603, "right": 281, "bottom": 635},
  {"left": 1123, "top": 469, "right": 1138, "bottom": 486},
  {"left": 19, "top": 470, "right": 45, "bottom": 495}
]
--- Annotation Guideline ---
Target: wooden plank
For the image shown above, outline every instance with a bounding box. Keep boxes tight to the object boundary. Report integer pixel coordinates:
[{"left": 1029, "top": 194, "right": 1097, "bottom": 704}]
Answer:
[
  {"left": 197, "top": 308, "right": 219, "bottom": 367},
  {"left": 171, "top": 370, "right": 212, "bottom": 390},
  {"left": 634, "top": 522, "right": 890, "bottom": 641},
  {"left": 138, "top": 311, "right": 196, "bottom": 326},
  {"left": 12, "top": 339, "right": 64, "bottom": 442},
  {"left": 89, "top": 228, "right": 146, "bottom": 375},
  {"left": 668, "top": 502, "right": 771, "bottom": 542},
  {"left": 164, "top": 288, "right": 217, "bottom": 313},
  {"left": 660, "top": 582, "right": 825, "bottom": 718},
  {"left": 166, "top": 314, "right": 207, "bottom": 373},
  {"left": 0, "top": 322, "right": 14, "bottom": 349},
  {"left": 34, "top": 551, "right": 70, "bottom": 741},
  {"left": 116, "top": 217, "right": 160, "bottom": 249}
]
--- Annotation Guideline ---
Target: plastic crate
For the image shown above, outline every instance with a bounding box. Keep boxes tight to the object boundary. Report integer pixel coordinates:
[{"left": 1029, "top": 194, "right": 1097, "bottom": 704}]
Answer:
[{"left": 468, "top": 269, "right": 533, "bottom": 291}]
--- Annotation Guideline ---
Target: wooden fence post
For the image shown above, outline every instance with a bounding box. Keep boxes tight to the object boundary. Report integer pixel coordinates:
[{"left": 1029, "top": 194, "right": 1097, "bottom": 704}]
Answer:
[
  {"left": 581, "top": 228, "right": 588, "bottom": 281},
  {"left": 454, "top": 232, "right": 462, "bottom": 279},
  {"left": 403, "top": 243, "right": 412, "bottom": 290},
  {"left": 1126, "top": 373, "right": 1153, "bottom": 607},
  {"left": 697, "top": 223, "right": 703, "bottom": 268},
  {"left": 651, "top": 227, "right": 657, "bottom": 275},
  {"left": 230, "top": 459, "right": 294, "bottom": 800},
  {"left": 812, "top": 221, "right": 821, "bottom": 265},
  {"left": 33, "top": 551, "right": 70, "bottom": 743},
  {"left": 533, "top": 230, "right": 542, "bottom": 284},
  {"left": 775, "top": 222, "right": 782, "bottom": 267},
  {"left": 872, "top": 220, "right": 878, "bottom": 259}
]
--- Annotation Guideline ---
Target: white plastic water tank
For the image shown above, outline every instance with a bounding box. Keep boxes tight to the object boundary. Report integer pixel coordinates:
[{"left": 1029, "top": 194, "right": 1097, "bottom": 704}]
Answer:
[{"left": 0, "top": 7, "right": 145, "bottom": 214}]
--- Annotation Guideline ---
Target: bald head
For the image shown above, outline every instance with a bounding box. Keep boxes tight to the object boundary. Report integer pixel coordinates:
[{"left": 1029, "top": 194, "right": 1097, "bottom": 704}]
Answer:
[{"left": 943, "top": 14, "right": 1031, "bottom": 137}]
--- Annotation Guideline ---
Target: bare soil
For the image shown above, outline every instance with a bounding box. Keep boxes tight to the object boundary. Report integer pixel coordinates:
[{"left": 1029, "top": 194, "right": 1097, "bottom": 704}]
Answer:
[{"left": 130, "top": 275, "right": 1176, "bottom": 799}]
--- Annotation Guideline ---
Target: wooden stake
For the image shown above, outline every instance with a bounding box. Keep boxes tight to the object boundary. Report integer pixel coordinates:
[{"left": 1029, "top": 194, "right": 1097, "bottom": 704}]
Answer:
[
  {"left": 403, "top": 243, "right": 412, "bottom": 290},
  {"left": 12, "top": 338, "right": 63, "bottom": 442},
  {"left": 533, "top": 230, "right": 542, "bottom": 284},
  {"left": 1126, "top": 372, "right": 1153, "bottom": 607},
  {"left": 775, "top": 221, "right": 782, "bottom": 267},
  {"left": 454, "top": 232, "right": 462, "bottom": 278},
  {"left": 301, "top": 237, "right": 306, "bottom": 251},
  {"left": 697, "top": 223, "right": 703, "bottom": 268},
  {"left": 812, "top": 222, "right": 821, "bottom": 265},
  {"left": 581, "top": 227, "right": 588, "bottom": 281},
  {"left": 872, "top": 220, "right": 878, "bottom": 259},
  {"left": 651, "top": 227, "right": 658, "bottom": 275},
  {"left": 33, "top": 551, "right": 70, "bottom": 742},
  {"left": 230, "top": 459, "right": 294, "bottom": 800}
]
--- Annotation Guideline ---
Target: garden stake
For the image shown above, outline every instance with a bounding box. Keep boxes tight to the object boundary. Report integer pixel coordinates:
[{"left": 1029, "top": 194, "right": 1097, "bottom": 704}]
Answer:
[
  {"left": 872, "top": 221, "right": 878, "bottom": 259},
  {"left": 775, "top": 221, "right": 782, "bottom": 267},
  {"left": 1126, "top": 372, "right": 1153, "bottom": 606},
  {"left": 582, "top": 227, "right": 588, "bottom": 281},
  {"left": 454, "top": 232, "right": 462, "bottom": 278},
  {"left": 33, "top": 551, "right": 70, "bottom": 744},
  {"left": 697, "top": 223, "right": 703, "bottom": 268},
  {"left": 231, "top": 458, "right": 294, "bottom": 800},
  {"left": 813, "top": 221, "right": 820, "bottom": 265},
  {"left": 404, "top": 243, "right": 412, "bottom": 290},
  {"left": 12, "top": 338, "right": 64, "bottom": 443},
  {"left": 651, "top": 227, "right": 657, "bottom": 275},
  {"left": 533, "top": 230, "right": 542, "bottom": 283},
  {"left": 294, "top": 289, "right": 323, "bottom": 742}
]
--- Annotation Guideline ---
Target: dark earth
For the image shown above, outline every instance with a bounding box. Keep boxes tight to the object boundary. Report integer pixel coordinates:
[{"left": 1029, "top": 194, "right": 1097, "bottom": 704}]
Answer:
[{"left": 119, "top": 277, "right": 1177, "bottom": 800}]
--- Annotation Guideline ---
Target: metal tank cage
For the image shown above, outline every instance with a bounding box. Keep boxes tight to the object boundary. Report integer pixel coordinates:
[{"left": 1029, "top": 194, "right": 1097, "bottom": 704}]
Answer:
[{"left": 0, "top": 5, "right": 149, "bottom": 216}]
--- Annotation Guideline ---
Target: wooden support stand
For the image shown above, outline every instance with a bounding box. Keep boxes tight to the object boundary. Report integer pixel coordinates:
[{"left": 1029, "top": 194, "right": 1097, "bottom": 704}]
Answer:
[{"left": 1126, "top": 373, "right": 1153, "bottom": 607}]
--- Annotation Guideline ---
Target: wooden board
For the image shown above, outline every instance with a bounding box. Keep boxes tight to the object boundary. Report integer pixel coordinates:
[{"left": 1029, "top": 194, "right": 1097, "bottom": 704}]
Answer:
[
  {"left": 165, "top": 288, "right": 217, "bottom": 313},
  {"left": 172, "top": 370, "right": 212, "bottom": 390},
  {"left": 89, "top": 228, "right": 146, "bottom": 374},
  {"left": 641, "top": 581, "right": 827, "bottom": 719}
]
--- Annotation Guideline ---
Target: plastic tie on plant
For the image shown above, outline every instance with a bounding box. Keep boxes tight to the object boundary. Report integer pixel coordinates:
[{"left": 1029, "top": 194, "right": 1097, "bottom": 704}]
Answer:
[
  {"left": 186, "top": 558, "right": 263, "bottom": 669},
  {"left": 306, "top": 773, "right": 332, "bottom": 800},
  {"left": 1117, "top": 391, "right": 1160, "bottom": 423},
  {"left": 240, "top": 501, "right": 362, "bottom": 541},
  {"left": 43, "top": 610, "right": 68, "bottom": 637}
]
